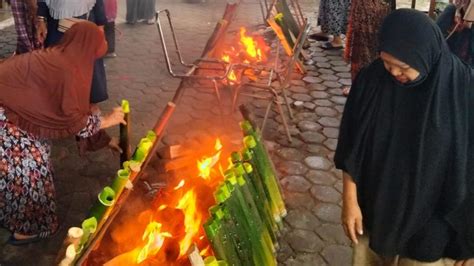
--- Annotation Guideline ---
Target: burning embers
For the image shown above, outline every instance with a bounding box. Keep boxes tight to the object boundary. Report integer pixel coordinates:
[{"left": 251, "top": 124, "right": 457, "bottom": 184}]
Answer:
[{"left": 220, "top": 27, "right": 270, "bottom": 85}]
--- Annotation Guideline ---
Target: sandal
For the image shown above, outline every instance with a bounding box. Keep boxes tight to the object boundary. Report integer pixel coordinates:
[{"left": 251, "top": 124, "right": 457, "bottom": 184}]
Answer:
[
  {"left": 7, "top": 231, "right": 53, "bottom": 246},
  {"left": 320, "top": 42, "right": 343, "bottom": 50},
  {"left": 309, "top": 32, "right": 330, "bottom": 42}
]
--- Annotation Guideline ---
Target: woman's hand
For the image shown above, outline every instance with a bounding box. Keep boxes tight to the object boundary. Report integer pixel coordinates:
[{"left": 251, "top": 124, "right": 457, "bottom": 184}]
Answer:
[
  {"left": 36, "top": 19, "right": 47, "bottom": 46},
  {"left": 100, "top": 107, "right": 126, "bottom": 129},
  {"left": 342, "top": 172, "right": 363, "bottom": 244}
]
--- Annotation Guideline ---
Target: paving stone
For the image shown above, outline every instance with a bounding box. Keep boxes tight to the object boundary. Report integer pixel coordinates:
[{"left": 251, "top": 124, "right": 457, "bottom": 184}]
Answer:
[
  {"left": 284, "top": 253, "right": 328, "bottom": 266},
  {"left": 277, "top": 240, "right": 295, "bottom": 263},
  {"left": 314, "top": 99, "right": 333, "bottom": 107},
  {"left": 297, "top": 121, "right": 322, "bottom": 132},
  {"left": 306, "top": 70, "right": 320, "bottom": 77},
  {"left": 300, "top": 132, "right": 326, "bottom": 144},
  {"left": 333, "top": 66, "right": 351, "bottom": 72},
  {"left": 323, "top": 81, "right": 342, "bottom": 88},
  {"left": 324, "top": 138, "right": 338, "bottom": 151},
  {"left": 288, "top": 86, "right": 309, "bottom": 93},
  {"left": 277, "top": 161, "right": 308, "bottom": 175},
  {"left": 304, "top": 59, "right": 315, "bottom": 65},
  {"left": 307, "top": 83, "right": 327, "bottom": 91},
  {"left": 315, "top": 107, "right": 338, "bottom": 117},
  {"left": 305, "top": 65, "right": 317, "bottom": 71},
  {"left": 313, "top": 203, "right": 342, "bottom": 223},
  {"left": 324, "top": 49, "right": 343, "bottom": 56},
  {"left": 291, "top": 80, "right": 307, "bottom": 86},
  {"left": 316, "top": 62, "right": 332, "bottom": 69},
  {"left": 303, "top": 102, "right": 316, "bottom": 110},
  {"left": 331, "top": 96, "right": 347, "bottom": 105},
  {"left": 339, "top": 78, "right": 352, "bottom": 86},
  {"left": 306, "top": 144, "right": 331, "bottom": 156},
  {"left": 318, "top": 68, "right": 335, "bottom": 75},
  {"left": 276, "top": 147, "right": 306, "bottom": 161},
  {"left": 295, "top": 112, "right": 318, "bottom": 122},
  {"left": 321, "top": 245, "right": 352, "bottom": 266},
  {"left": 311, "top": 185, "right": 341, "bottom": 203},
  {"left": 285, "top": 191, "right": 317, "bottom": 209},
  {"left": 276, "top": 136, "right": 305, "bottom": 148},
  {"left": 302, "top": 76, "right": 323, "bottom": 84},
  {"left": 281, "top": 176, "right": 312, "bottom": 192},
  {"left": 323, "top": 127, "right": 340, "bottom": 138},
  {"left": 335, "top": 180, "right": 343, "bottom": 193},
  {"left": 330, "top": 60, "right": 349, "bottom": 66},
  {"left": 287, "top": 229, "right": 324, "bottom": 253},
  {"left": 316, "top": 224, "right": 350, "bottom": 245},
  {"left": 284, "top": 208, "right": 321, "bottom": 230},
  {"left": 336, "top": 72, "right": 352, "bottom": 79},
  {"left": 310, "top": 91, "right": 329, "bottom": 99},
  {"left": 335, "top": 105, "right": 345, "bottom": 113},
  {"left": 311, "top": 51, "right": 325, "bottom": 57},
  {"left": 292, "top": 93, "right": 314, "bottom": 102},
  {"left": 327, "top": 88, "right": 344, "bottom": 96},
  {"left": 318, "top": 117, "right": 340, "bottom": 127},
  {"left": 319, "top": 74, "right": 339, "bottom": 81},
  {"left": 311, "top": 56, "right": 329, "bottom": 62},
  {"left": 304, "top": 156, "right": 332, "bottom": 170},
  {"left": 306, "top": 170, "right": 337, "bottom": 185}
]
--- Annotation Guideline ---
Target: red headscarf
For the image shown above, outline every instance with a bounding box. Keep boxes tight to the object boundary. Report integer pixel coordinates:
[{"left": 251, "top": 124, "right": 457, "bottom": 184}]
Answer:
[{"left": 0, "top": 21, "right": 107, "bottom": 139}]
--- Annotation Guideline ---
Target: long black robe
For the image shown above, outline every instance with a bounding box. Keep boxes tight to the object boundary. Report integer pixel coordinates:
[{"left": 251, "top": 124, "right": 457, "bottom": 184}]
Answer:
[{"left": 335, "top": 9, "right": 474, "bottom": 261}]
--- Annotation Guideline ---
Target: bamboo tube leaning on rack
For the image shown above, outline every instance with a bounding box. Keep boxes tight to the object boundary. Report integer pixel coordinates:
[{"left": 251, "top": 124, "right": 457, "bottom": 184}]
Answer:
[
  {"left": 206, "top": 205, "right": 242, "bottom": 266},
  {"left": 119, "top": 99, "right": 132, "bottom": 166},
  {"left": 224, "top": 172, "right": 276, "bottom": 265},
  {"left": 231, "top": 155, "right": 279, "bottom": 244},
  {"left": 241, "top": 121, "right": 286, "bottom": 218}
]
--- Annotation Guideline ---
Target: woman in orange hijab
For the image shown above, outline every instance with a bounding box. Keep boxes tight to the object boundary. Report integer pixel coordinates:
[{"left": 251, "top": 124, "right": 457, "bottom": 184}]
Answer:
[{"left": 0, "top": 21, "right": 125, "bottom": 245}]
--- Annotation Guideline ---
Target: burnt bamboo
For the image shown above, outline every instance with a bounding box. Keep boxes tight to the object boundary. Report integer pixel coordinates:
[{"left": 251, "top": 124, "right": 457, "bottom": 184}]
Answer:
[
  {"left": 119, "top": 100, "right": 131, "bottom": 166},
  {"left": 75, "top": 103, "right": 176, "bottom": 265}
]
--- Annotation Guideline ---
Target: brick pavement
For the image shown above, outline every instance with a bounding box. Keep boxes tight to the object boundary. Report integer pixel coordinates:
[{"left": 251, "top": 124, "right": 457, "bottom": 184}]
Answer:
[{"left": 0, "top": 1, "right": 356, "bottom": 265}]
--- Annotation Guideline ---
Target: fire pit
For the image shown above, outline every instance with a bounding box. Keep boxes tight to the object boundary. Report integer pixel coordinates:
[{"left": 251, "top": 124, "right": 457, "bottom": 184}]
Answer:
[{"left": 56, "top": 1, "right": 310, "bottom": 265}]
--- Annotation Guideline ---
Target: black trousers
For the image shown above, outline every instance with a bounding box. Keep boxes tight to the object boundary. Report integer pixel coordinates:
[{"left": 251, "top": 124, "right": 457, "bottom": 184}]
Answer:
[{"left": 104, "top": 21, "right": 115, "bottom": 53}]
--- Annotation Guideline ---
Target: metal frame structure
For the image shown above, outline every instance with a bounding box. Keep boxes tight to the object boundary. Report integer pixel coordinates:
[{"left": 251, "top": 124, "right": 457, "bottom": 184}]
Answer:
[{"left": 155, "top": 9, "right": 235, "bottom": 111}]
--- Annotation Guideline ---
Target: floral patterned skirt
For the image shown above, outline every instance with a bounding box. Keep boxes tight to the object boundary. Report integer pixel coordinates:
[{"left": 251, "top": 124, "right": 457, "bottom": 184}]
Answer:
[{"left": 0, "top": 108, "right": 58, "bottom": 235}]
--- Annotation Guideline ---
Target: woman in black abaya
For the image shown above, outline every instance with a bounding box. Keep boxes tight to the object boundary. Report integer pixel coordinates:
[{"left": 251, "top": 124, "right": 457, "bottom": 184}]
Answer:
[{"left": 335, "top": 9, "right": 474, "bottom": 265}]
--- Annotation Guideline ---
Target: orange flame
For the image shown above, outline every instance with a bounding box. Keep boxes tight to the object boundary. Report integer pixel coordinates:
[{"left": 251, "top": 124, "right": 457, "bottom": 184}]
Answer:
[
  {"left": 239, "top": 27, "right": 263, "bottom": 61},
  {"left": 197, "top": 139, "right": 223, "bottom": 180},
  {"left": 176, "top": 190, "right": 201, "bottom": 256},
  {"left": 136, "top": 222, "right": 172, "bottom": 264}
]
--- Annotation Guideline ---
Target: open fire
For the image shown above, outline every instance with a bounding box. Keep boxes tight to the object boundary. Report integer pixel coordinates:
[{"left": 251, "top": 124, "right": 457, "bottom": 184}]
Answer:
[
  {"left": 103, "top": 138, "right": 228, "bottom": 265},
  {"left": 220, "top": 27, "right": 270, "bottom": 85}
]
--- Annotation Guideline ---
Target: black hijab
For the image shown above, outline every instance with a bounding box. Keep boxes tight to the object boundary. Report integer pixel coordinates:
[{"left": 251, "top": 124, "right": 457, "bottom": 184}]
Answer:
[{"left": 335, "top": 9, "right": 474, "bottom": 260}]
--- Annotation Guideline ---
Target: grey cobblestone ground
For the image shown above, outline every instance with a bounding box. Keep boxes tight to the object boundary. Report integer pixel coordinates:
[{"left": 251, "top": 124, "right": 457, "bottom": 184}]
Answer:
[{"left": 0, "top": 1, "right": 356, "bottom": 265}]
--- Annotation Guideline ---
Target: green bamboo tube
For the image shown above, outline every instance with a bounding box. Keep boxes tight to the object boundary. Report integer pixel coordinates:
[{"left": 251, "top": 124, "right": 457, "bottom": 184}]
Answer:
[
  {"left": 119, "top": 100, "right": 132, "bottom": 166},
  {"left": 224, "top": 179, "right": 269, "bottom": 266},
  {"left": 234, "top": 163, "right": 278, "bottom": 241},
  {"left": 203, "top": 218, "right": 241, "bottom": 266},
  {"left": 132, "top": 137, "right": 153, "bottom": 162},
  {"left": 78, "top": 217, "right": 97, "bottom": 252},
  {"left": 88, "top": 187, "right": 115, "bottom": 224},
  {"left": 225, "top": 176, "right": 276, "bottom": 265},
  {"left": 214, "top": 188, "right": 253, "bottom": 265},
  {"left": 243, "top": 134, "right": 286, "bottom": 218},
  {"left": 242, "top": 147, "right": 281, "bottom": 226},
  {"left": 274, "top": 13, "right": 295, "bottom": 48},
  {"left": 110, "top": 169, "right": 130, "bottom": 198}
]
